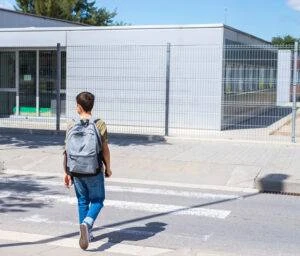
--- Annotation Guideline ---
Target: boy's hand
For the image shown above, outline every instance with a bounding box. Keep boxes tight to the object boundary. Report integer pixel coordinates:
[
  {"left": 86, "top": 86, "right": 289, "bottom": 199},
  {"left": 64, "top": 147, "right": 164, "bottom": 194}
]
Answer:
[
  {"left": 64, "top": 174, "right": 73, "bottom": 188},
  {"left": 105, "top": 168, "right": 112, "bottom": 178}
]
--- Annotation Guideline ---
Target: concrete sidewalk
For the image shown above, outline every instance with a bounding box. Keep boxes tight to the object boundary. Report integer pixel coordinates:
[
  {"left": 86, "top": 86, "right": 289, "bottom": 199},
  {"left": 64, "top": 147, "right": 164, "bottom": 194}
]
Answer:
[{"left": 0, "top": 132, "right": 300, "bottom": 194}]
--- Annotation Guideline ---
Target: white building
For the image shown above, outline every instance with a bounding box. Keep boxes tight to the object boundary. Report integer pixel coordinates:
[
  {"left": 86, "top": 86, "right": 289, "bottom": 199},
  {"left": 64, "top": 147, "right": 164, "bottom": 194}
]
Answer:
[{"left": 0, "top": 13, "right": 281, "bottom": 135}]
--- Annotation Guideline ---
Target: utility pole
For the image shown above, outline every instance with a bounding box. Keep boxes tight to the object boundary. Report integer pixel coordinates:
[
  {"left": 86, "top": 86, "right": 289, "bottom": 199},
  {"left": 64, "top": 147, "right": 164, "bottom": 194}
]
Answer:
[{"left": 224, "top": 7, "right": 228, "bottom": 25}]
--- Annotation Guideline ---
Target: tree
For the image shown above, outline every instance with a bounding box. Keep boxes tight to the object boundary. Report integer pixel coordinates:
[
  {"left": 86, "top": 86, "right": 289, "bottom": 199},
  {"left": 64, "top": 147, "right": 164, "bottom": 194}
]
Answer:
[
  {"left": 271, "top": 35, "right": 300, "bottom": 46},
  {"left": 15, "top": 0, "right": 118, "bottom": 26},
  {"left": 15, "top": 0, "right": 35, "bottom": 13}
]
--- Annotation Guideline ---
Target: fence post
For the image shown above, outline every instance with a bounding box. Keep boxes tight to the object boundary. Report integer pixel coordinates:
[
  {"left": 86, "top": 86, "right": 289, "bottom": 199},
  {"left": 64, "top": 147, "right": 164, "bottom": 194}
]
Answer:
[
  {"left": 165, "top": 43, "right": 171, "bottom": 136},
  {"left": 56, "top": 43, "right": 62, "bottom": 132},
  {"left": 15, "top": 50, "right": 19, "bottom": 116},
  {"left": 292, "top": 42, "right": 298, "bottom": 143}
]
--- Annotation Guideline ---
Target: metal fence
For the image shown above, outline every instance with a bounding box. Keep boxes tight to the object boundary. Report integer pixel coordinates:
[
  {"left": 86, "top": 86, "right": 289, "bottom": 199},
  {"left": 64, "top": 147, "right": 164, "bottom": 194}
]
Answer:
[{"left": 0, "top": 43, "right": 299, "bottom": 143}]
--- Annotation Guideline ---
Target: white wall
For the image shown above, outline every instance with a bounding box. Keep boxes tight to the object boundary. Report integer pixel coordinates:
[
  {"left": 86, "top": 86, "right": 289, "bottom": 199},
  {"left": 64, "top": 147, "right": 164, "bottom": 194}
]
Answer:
[
  {"left": 66, "top": 26, "right": 223, "bottom": 45},
  {"left": 66, "top": 45, "right": 167, "bottom": 132},
  {"left": 169, "top": 45, "right": 223, "bottom": 131},
  {"left": 0, "top": 25, "right": 227, "bottom": 133},
  {"left": 65, "top": 27, "right": 224, "bottom": 132}
]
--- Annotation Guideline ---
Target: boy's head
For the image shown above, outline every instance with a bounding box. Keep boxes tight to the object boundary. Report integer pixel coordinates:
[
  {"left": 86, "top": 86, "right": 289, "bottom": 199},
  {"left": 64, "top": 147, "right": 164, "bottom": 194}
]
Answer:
[{"left": 76, "top": 92, "right": 94, "bottom": 114}]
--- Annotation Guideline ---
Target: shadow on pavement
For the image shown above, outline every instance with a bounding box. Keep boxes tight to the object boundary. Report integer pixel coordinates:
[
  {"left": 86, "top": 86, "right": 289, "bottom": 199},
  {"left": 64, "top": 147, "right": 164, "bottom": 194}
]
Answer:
[
  {"left": 91, "top": 222, "right": 167, "bottom": 252},
  {"left": 0, "top": 132, "right": 64, "bottom": 149},
  {"left": 109, "top": 133, "right": 168, "bottom": 146},
  {"left": 256, "top": 173, "right": 289, "bottom": 193},
  {"left": 0, "top": 130, "right": 168, "bottom": 148},
  {"left": 0, "top": 174, "right": 62, "bottom": 213}
]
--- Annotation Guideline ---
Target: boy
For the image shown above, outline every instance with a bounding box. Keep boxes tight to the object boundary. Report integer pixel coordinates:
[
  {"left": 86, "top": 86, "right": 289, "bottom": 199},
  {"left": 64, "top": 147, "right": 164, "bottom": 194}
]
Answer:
[{"left": 63, "top": 91, "right": 112, "bottom": 250}]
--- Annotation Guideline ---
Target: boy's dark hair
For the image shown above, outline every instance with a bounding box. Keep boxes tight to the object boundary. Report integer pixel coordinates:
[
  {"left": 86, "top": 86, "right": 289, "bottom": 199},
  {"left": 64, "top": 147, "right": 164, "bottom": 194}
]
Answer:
[{"left": 76, "top": 92, "right": 95, "bottom": 112}]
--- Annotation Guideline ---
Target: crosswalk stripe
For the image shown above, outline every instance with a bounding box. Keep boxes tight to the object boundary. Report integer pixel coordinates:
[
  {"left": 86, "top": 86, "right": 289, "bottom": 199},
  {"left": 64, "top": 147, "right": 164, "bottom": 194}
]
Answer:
[
  {"left": 105, "top": 185, "right": 238, "bottom": 200},
  {"left": 16, "top": 214, "right": 213, "bottom": 243},
  {"left": 0, "top": 229, "right": 173, "bottom": 255},
  {"left": 0, "top": 177, "right": 240, "bottom": 200},
  {"left": 17, "top": 214, "right": 157, "bottom": 236},
  {"left": 15, "top": 214, "right": 213, "bottom": 243},
  {"left": 105, "top": 200, "right": 230, "bottom": 219},
  {"left": 0, "top": 191, "right": 231, "bottom": 219}
]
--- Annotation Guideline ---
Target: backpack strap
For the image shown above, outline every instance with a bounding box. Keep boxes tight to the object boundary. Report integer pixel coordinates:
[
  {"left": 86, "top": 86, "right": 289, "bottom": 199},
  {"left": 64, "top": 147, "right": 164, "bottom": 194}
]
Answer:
[
  {"left": 92, "top": 119, "right": 104, "bottom": 168},
  {"left": 68, "top": 117, "right": 102, "bottom": 148},
  {"left": 91, "top": 118, "right": 102, "bottom": 150}
]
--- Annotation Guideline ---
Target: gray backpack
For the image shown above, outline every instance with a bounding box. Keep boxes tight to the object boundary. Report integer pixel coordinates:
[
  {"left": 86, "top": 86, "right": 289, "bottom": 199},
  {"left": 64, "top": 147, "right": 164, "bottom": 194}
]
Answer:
[{"left": 66, "top": 119, "right": 102, "bottom": 175}]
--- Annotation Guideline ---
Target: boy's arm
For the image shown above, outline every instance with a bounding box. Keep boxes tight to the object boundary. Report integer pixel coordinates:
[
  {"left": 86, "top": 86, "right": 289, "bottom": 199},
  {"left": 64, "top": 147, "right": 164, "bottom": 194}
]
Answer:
[
  {"left": 63, "top": 150, "right": 67, "bottom": 173},
  {"left": 97, "top": 120, "right": 112, "bottom": 177},
  {"left": 102, "top": 142, "right": 112, "bottom": 177},
  {"left": 63, "top": 122, "right": 74, "bottom": 188},
  {"left": 63, "top": 150, "right": 73, "bottom": 188}
]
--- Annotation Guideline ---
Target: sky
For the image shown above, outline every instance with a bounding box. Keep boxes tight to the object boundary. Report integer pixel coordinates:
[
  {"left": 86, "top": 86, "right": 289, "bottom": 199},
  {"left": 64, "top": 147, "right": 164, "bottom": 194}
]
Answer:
[{"left": 0, "top": 0, "right": 300, "bottom": 41}]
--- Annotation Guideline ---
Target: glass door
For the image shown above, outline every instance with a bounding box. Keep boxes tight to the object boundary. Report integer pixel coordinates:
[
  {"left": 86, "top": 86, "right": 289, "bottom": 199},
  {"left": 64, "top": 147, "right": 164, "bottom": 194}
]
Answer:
[
  {"left": 0, "top": 51, "right": 16, "bottom": 117},
  {"left": 19, "top": 51, "right": 36, "bottom": 116},
  {"left": 39, "top": 51, "right": 56, "bottom": 117},
  {"left": 39, "top": 51, "right": 66, "bottom": 117}
]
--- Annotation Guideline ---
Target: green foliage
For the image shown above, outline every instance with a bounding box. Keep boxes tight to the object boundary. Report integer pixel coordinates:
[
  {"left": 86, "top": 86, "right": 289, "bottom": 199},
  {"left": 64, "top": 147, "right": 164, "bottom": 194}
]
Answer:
[
  {"left": 225, "top": 84, "right": 232, "bottom": 94},
  {"left": 259, "top": 81, "right": 265, "bottom": 90},
  {"left": 271, "top": 35, "right": 300, "bottom": 46},
  {"left": 15, "top": 0, "right": 119, "bottom": 26},
  {"left": 15, "top": 0, "right": 35, "bottom": 13}
]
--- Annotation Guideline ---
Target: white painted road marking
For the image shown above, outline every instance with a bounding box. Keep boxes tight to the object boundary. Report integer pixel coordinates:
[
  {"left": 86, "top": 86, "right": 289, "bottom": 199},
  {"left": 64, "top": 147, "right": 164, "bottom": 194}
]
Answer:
[
  {"left": 105, "top": 200, "right": 230, "bottom": 219},
  {"left": 3, "top": 168, "right": 259, "bottom": 193},
  {"left": 16, "top": 214, "right": 213, "bottom": 242},
  {"left": 1, "top": 177, "right": 240, "bottom": 200},
  {"left": 0, "top": 191, "right": 231, "bottom": 219},
  {"left": 107, "top": 185, "right": 239, "bottom": 200},
  {"left": 0, "top": 229, "right": 173, "bottom": 255}
]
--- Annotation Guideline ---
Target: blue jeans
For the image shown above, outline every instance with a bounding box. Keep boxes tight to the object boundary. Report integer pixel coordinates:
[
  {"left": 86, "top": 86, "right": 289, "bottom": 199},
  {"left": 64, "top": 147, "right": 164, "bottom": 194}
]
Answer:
[{"left": 73, "top": 172, "right": 105, "bottom": 228}]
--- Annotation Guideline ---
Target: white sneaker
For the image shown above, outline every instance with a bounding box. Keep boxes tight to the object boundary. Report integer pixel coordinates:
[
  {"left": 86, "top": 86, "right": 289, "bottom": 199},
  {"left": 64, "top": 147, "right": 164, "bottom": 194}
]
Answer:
[
  {"left": 89, "top": 231, "right": 94, "bottom": 242},
  {"left": 79, "top": 223, "right": 89, "bottom": 250}
]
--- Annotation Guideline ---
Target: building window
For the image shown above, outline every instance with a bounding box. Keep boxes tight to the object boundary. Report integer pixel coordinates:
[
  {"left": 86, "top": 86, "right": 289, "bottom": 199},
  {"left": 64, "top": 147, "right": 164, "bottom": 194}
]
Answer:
[{"left": 0, "top": 51, "right": 16, "bottom": 116}]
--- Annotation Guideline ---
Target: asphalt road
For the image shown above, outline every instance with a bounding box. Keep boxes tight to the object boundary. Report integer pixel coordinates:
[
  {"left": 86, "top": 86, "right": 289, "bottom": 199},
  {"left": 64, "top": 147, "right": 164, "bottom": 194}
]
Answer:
[{"left": 0, "top": 171, "right": 299, "bottom": 256}]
